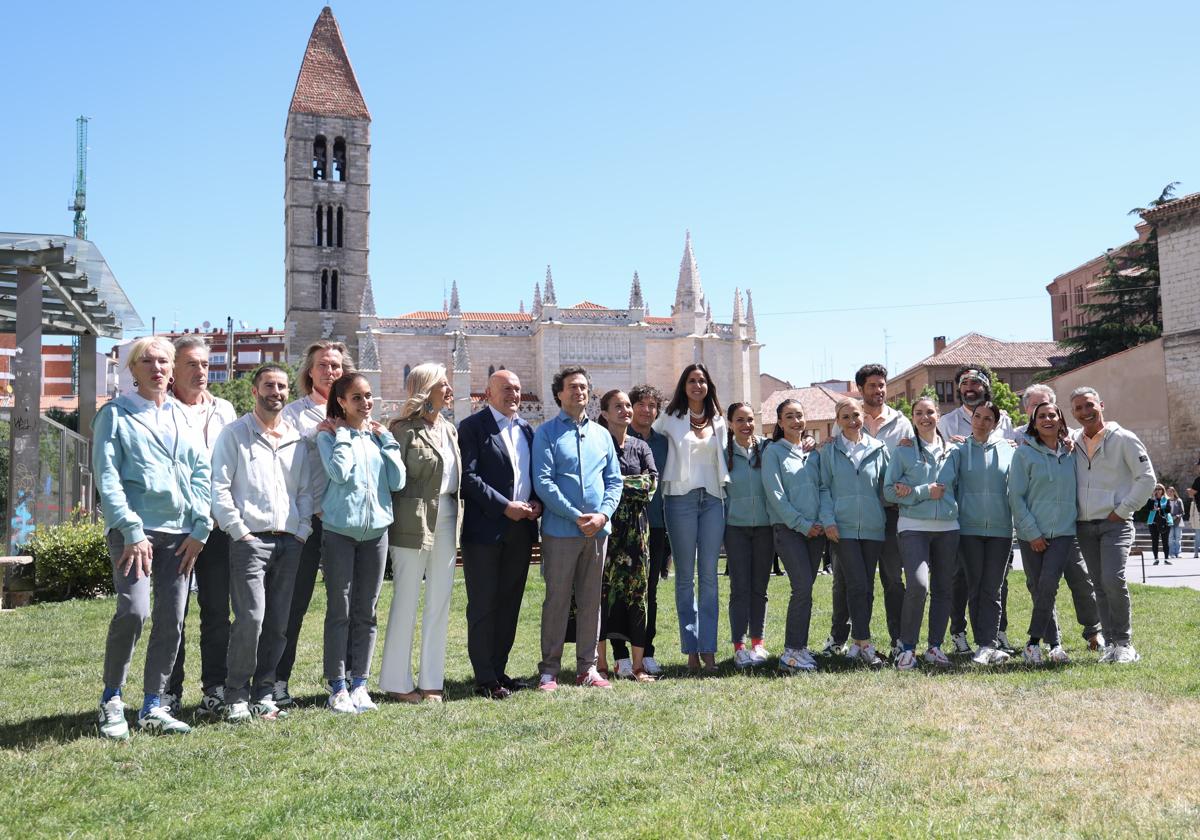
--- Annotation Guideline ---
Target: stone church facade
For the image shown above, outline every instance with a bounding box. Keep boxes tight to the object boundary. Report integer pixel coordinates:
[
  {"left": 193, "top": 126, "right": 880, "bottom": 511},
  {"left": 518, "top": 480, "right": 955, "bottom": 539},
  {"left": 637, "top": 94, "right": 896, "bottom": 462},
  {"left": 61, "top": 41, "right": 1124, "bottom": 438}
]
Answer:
[{"left": 284, "top": 8, "right": 761, "bottom": 423}]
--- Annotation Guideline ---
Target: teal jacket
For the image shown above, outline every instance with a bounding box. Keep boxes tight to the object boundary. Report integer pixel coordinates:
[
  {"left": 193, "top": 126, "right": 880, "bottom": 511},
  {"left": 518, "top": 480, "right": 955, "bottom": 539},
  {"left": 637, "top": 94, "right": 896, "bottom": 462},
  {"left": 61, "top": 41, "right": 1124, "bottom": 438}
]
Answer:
[
  {"left": 317, "top": 425, "right": 406, "bottom": 541},
  {"left": 819, "top": 435, "right": 889, "bottom": 541},
  {"left": 762, "top": 439, "right": 821, "bottom": 534},
  {"left": 1008, "top": 437, "right": 1077, "bottom": 541},
  {"left": 947, "top": 436, "right": 1013, "bottom": 538},
  {"left": 92, "top": 394, "right": 212, "bottom": 544},
  {"left": 724, "top": 436, "right": 771, "bottom": 527},
  {"left": 882, "top": 436, "right": 959, "bottom": 522}
]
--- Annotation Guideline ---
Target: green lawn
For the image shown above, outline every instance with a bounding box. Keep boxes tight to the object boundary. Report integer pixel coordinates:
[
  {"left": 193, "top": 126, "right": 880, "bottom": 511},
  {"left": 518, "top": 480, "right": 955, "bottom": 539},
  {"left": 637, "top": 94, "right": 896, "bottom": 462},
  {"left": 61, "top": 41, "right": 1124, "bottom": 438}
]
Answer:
[{"left": 2, "top": 567, "right": 1200, "bottom": 838}]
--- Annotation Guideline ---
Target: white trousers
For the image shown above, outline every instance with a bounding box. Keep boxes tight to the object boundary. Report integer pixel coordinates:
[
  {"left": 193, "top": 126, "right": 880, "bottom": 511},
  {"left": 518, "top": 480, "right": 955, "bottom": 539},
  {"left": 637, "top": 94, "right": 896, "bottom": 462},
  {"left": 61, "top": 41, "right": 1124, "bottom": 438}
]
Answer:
[{"left": 379, "top": 500, "right": 458, "bottom": 693}]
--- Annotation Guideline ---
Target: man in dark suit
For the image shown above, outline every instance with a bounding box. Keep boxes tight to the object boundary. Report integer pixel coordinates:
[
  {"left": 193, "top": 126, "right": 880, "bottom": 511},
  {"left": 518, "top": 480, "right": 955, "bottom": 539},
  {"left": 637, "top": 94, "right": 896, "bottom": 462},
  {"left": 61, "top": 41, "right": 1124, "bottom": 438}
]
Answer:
[{"left": 459, "top": 370, "right": 542, "bottom": 699}]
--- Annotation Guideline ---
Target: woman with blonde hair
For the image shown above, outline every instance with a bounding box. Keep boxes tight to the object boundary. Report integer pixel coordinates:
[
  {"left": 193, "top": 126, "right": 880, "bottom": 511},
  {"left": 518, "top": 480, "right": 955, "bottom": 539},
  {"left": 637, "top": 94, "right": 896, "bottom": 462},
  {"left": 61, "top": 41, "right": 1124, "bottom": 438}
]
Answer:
[
  {"left": 379, "top": 363, "right": 463, "bottom": 703},
  {"left": 94, "top": 336, "right": 212, "bottom": 738}
]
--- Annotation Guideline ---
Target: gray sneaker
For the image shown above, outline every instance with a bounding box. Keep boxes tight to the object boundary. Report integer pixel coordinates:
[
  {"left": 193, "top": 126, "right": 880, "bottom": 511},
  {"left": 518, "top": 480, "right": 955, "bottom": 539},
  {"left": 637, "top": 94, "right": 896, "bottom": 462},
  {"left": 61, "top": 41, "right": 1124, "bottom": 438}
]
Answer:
[
  {"left": 195, "top": 686, "right": 226, "bottom": 721},
  {"left": 1111, "top": 644, "right": 1141, "bottom": 664},
  {"left": 272, "top": 680, "right": 296, "bottom": 709},
  {"left": 951, "top": 632, "right": 974, "bottom": 655},
  {"left": 820, "top": 636, "right": 845, "bottom": 657}
]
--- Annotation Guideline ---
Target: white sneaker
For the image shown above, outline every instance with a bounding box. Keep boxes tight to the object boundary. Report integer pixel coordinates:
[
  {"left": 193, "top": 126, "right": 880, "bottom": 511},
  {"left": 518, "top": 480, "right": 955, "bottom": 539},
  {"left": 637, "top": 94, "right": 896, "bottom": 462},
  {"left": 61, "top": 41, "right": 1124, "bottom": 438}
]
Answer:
[
  {"left": 349, "top": 684, "right": 377, "bottom": 712},
  {"left": 1023, "top": 644, "right": 1044, "bottom": 665},
  {"left": 846, "top": 642, "right": 883, "bottom": 667},
  {"left": 137, "top": 704, "right": 192, "bottom": 735},
  {"left": 641, "top": 656, "right": 662, "bottom": 676},
  {"left": 923, "top": 647, "right": 952, "bottom": 668},
  {"left": 327, "top": 689, "right": 357, "bottom": 714},
  {"left": 1098, "top": 643, "right": 1117, "bottom": 663},
  {"left": 97, "top": 697, "right": 129, "bottom": 740},
  {"left": 1111, "top": 644, "right": 1141, "bottom": 664},
  {"left": 250, "top": 697, "right": 287, "bottom": 720},
  {"left": 778, "top": 647, "right": 816, "bottom": 673},
  {"left": 820, "top": 636, "right": 845, "bottom": 657},
  {"left": 224, "top": 701, "right": 252, "bottom": 723},
  {"left": 972, "top": 645, "right": 1009, "bottom": 666},
  {"left": 895, "top": 649, "right": 917, "bottom": 671},
  {"left": 951, "top": 632, "right": 974, "bottom": 655},
  {"left": 615, "top": 658, "right": 634, "bottom": 679},
  {"left": 996, "top": 631, "right": 1016, "bottom": 653},
  {"left": 750, "top": 643, "right": 771, "bottom": 665},
  {"left": 733, "top": 648, "right": 755, "bottom": 669},
  {"left": 272, "top": 680, "right": 296, "bottom": 708},
  {"left": 1048, "top": 645, "right": 1070, "bottom": 664}
]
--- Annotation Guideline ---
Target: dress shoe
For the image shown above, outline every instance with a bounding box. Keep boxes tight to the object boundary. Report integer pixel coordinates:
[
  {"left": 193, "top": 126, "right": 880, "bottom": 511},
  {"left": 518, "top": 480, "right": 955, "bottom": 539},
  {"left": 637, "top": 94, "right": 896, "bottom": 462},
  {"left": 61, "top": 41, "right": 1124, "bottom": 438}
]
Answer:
[{"left": 475, "top": 683, "right": 512, "bottom": 700}]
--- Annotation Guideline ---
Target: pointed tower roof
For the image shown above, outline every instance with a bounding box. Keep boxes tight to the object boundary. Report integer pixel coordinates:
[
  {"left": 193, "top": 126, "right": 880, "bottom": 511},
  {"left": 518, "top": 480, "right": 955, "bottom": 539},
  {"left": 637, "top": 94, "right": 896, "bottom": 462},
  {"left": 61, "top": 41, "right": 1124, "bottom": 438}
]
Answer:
[
  {"left": 673, "top": 230, "right": 705, "bottom": 314},
  {"left": 358, "top": 330, "right": 380, "bottom": 370},
  {"left": 519, "top": 299, "right": 526, "bottom": 314},
  {"left": 705, "top": 300, "right": 714, "bottom": 331},
  {"left": 732, "top": 287, "right": 743, "bottom": 324},
  {"left": 359, "top": 278, "right": 376, "bottom": 317},
  {"left": 289, "top": 7, "right": 371, "bottom": 120},
  {"left": 449, "top": 280, "right": 461, "bottom": 315},
  {"left": 452, "top": 332, "right": 470, "bottom": 373},
  {"left": 543, "top": 265, "right": 558, "bottom": 304},
  {"left": 532, "top": 281, "right": 543, "bottom": 317},
  {"left": 745, "top": 289, "right": 757, "bottom": 337},
  {"left": 628, "top": 271, "right": 645, "bottom": 310}
]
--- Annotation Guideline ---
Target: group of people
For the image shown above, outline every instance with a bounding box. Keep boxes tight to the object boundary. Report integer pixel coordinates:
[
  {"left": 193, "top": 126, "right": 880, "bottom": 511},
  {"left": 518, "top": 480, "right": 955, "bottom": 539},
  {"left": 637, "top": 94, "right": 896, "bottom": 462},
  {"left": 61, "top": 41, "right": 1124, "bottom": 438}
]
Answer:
[{"left": 92, "top": 336, "right": 1156, "bottom": 740}]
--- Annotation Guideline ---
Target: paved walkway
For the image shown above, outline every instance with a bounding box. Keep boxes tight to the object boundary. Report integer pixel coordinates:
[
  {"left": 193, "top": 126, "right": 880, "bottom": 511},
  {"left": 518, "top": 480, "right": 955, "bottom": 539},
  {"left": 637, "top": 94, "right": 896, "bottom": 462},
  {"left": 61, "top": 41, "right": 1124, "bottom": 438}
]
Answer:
[{"left": 1012, "top": 535, "right": 1200, "bottom": 591}]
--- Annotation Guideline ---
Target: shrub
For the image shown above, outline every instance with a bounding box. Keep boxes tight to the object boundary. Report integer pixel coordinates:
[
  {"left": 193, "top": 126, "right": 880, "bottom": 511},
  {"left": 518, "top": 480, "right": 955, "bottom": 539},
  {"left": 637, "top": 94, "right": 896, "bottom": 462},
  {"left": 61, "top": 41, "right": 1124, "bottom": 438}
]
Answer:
[{"left": 23, "top": 513, "right": 112, "bottom": 601}]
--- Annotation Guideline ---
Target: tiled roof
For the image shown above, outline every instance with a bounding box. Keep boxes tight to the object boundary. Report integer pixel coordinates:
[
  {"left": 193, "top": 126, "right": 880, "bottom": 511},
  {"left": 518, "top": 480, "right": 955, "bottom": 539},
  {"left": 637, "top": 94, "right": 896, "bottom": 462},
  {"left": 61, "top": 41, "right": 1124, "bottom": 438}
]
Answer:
[
  {"left": 568, "top": 301, "right": 608, "bottom": 310},
  {"left": 761, "top": 385, "right": 855, "bottom": 424},
  {"left": 378, "top": 311, "right": 534, "bottom": 325},
  {"left": 891, "top": 332, "right": 1066, "bottom": 381},
  {"left": 645, "top": 316, "right": 673, "bottom": 325},
  {"left": 1141, "top": 191, "right": 1200, "bottom": 222},
  {"left": 289, "top": 7, "right": 370, "bottom": 120}
]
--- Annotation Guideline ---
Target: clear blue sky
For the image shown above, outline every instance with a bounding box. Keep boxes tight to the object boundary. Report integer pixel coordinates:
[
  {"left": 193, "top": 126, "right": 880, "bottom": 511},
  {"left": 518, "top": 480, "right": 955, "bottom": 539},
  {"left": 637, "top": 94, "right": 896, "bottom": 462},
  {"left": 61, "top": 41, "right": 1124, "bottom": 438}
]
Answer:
[{"left": 6, "top": 2, "right": 1197, "bottom": 383}]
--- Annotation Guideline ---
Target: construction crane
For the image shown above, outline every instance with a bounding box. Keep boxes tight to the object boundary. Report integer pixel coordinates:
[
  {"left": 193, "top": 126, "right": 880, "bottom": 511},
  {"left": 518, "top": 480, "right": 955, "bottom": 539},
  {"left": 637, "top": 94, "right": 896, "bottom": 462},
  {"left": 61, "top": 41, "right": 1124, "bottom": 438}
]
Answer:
[{"left": 69, "top": 116, "right": 88, "bottom": 240}]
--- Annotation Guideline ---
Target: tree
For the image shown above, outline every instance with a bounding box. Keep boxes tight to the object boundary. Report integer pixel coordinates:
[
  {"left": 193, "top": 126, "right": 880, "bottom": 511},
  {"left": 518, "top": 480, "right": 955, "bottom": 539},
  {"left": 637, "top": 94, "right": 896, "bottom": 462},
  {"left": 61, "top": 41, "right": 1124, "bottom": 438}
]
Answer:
[
  {"left": 888, "top": 385, "right": 938, "bottom": 421},
  {"left": 991, "top": 378, "right": 1024, "bottom": 428},
  {"left": 1054, "top": 183, "right": 1176, "bottom": 374}
]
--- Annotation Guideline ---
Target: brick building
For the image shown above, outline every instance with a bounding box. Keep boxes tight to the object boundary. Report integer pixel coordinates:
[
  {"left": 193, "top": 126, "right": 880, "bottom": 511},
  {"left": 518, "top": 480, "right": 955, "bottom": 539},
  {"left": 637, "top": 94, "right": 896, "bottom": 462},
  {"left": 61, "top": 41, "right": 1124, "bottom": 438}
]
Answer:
[
  {"left": 112, "top": 326, "right": 288, "bottom": 393},
  {"left": 1045, "top": 223, "right": 1151, "bottom": 342}
]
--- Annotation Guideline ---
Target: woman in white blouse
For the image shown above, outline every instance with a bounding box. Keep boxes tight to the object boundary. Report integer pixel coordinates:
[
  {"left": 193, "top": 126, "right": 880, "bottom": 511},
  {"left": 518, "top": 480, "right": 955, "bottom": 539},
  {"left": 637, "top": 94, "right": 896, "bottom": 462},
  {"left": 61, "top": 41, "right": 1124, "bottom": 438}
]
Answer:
[
  {"left": 379, "top": 364, "right": 463, "bottom": 703},
  {"left": 653, "top": 364, "right": 729, "bottom": 673}
]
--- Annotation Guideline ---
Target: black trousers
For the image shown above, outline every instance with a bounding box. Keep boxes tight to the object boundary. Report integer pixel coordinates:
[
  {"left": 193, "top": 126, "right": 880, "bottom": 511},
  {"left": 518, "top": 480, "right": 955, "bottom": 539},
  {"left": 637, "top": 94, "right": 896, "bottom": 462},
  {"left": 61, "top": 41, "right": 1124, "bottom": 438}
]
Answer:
[
  {"left": 614, "top": 526, "right": 668, "bottom": 660},
  {"left": 169, "top": 528, "right": 230, "bottom": 697},
  {"left": 462, "top": 521, "right": 533, "bottom": 686},
  {"left": 1149, "top": 521, "right": 1169, "bottom": 558}
]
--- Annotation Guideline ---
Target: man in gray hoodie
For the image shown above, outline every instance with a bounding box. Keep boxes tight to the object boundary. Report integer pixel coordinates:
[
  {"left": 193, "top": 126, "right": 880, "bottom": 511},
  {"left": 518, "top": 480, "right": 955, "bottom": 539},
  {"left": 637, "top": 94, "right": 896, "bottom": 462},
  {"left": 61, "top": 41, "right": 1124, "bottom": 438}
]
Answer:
[{"left": 1069, "top": 386, "right": 1155, "bottom": 664}]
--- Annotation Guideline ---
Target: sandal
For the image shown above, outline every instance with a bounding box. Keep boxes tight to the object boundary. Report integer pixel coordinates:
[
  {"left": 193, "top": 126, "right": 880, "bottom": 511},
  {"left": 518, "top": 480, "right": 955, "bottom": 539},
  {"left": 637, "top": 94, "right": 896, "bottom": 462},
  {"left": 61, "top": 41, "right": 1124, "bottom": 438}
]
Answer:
[
  {"left": 419, "top": 689, "right": 444, "bottom": 703},
  {"left": 632, "top": 669, "right": 655, "bottom": 683},
  {"left": 387, "top": 690, "right": 423, "bottom": 704}
]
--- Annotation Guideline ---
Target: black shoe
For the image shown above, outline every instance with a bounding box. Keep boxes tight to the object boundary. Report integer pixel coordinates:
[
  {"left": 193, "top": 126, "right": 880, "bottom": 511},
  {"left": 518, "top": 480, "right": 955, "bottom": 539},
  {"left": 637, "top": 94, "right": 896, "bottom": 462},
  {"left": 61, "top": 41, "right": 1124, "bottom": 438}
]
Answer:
[
  {"left": 475, "top": 683, "right": 512, "bottom": 700},
  {"left": 499, "top": 674, "right": 530, "bottom": 692}
]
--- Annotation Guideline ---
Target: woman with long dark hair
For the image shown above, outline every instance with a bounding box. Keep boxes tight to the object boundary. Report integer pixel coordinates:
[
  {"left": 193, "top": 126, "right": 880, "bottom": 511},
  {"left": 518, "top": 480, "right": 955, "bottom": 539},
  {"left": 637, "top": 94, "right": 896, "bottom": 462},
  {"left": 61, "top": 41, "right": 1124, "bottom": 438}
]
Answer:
[
  {"left": 653, "top": 363, "right": 728, "bottom": 674},
  {"left": 1145, "top": 484, "right": 1171, "bottom": 564},
  {"left": 316, "top": 372, "right": 405, "bottom": 713},
  {"left": 762, "top": 399, "right": 825, "bottom": 672}
]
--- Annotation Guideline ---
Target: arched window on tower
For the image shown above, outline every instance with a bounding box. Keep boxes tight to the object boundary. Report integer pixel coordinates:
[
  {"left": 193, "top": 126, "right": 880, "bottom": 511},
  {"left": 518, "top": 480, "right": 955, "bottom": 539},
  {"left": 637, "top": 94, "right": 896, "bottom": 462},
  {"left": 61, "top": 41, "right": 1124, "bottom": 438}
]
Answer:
[
  {"left": 312, "top": 136, "right": 327, "bottom": 180},
  {"left": 330, "top": 270, "right": 339, "bottom": 310},
  {"left": 336, "top": 207, "right": 344, "bottom": 248},
  {"left": 319, "top": 269, "right": 340, "bottom": 310},
  {"left": 320, "top": 269, "right": 329, "bottom": 309},
  {"left": 403, "top": 364, "right": 411, "bottom": 381},
  {"left": 333, "top": 137, "right": 347, "bottom": 181},
  {"left": 315, "top": 206, "right": 324, "bottom": 246},
  {"left": 326, "top": 207, "right": 334, "bottom": 247},
  {"left": 488, "top": 365, "right": 495, "bottom": 376}
]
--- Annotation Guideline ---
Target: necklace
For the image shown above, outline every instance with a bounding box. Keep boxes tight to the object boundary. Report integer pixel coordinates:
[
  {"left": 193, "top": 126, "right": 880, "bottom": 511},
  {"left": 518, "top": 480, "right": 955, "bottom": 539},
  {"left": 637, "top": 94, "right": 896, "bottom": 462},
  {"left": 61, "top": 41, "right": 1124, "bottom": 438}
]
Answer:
[{"left": 689, "top": 415, "right": 708, "bottom": 430}]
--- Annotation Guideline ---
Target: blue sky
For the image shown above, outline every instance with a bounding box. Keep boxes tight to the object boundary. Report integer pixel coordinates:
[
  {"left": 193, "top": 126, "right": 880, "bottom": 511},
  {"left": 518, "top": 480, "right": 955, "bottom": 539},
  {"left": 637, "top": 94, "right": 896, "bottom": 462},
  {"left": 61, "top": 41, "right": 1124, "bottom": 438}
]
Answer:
[{"left": 6, "top": 2, "right": 1196, "bottom": 383}]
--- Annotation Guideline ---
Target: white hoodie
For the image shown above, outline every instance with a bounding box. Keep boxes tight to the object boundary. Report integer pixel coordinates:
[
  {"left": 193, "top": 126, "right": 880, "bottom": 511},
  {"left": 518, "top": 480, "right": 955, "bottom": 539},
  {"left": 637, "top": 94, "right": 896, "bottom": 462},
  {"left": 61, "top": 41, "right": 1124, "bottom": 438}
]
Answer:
[
  {"left": 211, "top": 413, "right": 314, "bottom": 541},
  {"left": 1071, "top": 421, "right": 1156, "bottom": 521}
]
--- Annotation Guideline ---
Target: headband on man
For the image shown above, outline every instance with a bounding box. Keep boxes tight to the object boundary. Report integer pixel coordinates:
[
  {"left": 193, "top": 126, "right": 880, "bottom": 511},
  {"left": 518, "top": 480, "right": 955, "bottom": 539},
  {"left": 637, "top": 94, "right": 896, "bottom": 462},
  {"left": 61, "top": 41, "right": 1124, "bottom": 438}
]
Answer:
[{"left": 957, "top": 369, "right": 991, "bottom": 389}]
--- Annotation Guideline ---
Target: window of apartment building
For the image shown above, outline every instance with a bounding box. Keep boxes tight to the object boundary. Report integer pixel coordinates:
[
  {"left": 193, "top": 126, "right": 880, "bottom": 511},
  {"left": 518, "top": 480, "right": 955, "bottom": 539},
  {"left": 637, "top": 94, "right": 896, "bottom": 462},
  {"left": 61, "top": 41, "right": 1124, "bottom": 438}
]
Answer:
[
  {"left": 1074, "top": 285, "right": 1085, "bottom": 306},
  {"left": 210, "top": 352, "right": 227, "bottom": 365},
  {"left": 209, "top": 369, "right": 228, "bottom": 383}
]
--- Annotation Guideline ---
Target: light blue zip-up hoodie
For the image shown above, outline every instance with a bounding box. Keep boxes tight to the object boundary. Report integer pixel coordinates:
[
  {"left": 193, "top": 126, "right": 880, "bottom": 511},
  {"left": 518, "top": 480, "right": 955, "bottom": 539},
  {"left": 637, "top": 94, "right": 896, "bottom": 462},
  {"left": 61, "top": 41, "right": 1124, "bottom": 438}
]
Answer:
[
  {"left": 762, "top": 439, "right": 821, "bottom": 534},
  {"left": 725, "top": 436, "right": 771, "bottom": 527},
  {"left": 92, "top": 394, "right": 212, "bottom": 544},
  {"left": 882, "top": 435, "right": 959, "bottom": 522},
  {"left": 947, "top": 435, "right": 1013, "bottom": 538},
  {"left": 1008, "top": 436, "right": 1077, "bottom": 542},
  {"left": 819, "top": 434, "right": 889, "bottom": 541},
  {"left": 317, "top": 425, "right": 406, "bottom": 541}
]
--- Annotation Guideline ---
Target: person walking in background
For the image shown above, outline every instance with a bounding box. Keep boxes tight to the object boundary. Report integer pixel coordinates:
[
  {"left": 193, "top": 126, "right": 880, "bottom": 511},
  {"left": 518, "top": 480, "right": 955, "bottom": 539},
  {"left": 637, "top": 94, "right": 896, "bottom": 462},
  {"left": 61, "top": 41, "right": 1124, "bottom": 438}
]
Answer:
[
  {"left": 210, "top": 364, "right": 311, "bottom": 722},
  {"left": 594, "top": 390, "right": 658, "bottom": 682},
  {"left": 762, "top": 399, "right": 825, "bottom": 673},
  {"left": 533, "top": 367, "right": 623, "bottom": 691},
  {"left": 1008, "top": 401, "right": 1101, "bottom": 666},
  {"left": 164, "top": 334, "right": 237, "bottom": 719},
  {"left": 1070, "top": 387, "right": 1156, "bottom": 664},
  {"left": 458, "top": 370, "right": 541, "bottom": 700},
  {"left": 276, "top": 340, "right": 354, "bottom": 708},
  {"left": 1145, "top": 484, "right": 1171, "bottom": 564},
  {"left": 93, "top": 337, "right": 212, "bottom": 739},
  {"left": 723, "top": 402, "right": 773, "bottom": 669},
  {"left": 316, "top": 373, "right": 405, "bottom": 713},
  {"left": 819, "top": 397, "right": 890, "bottom": 667},
  {"left": 380, "top": 364, "right": 462, "bottom": 704},
  {"left": 653, "top": 364, "right": 729, "bottom": 675},
  {"left": 883, "top": 397, "right": 960, "bottom": 669},
  {"left": 628, "top": 384, "right": 670, "bottom": 676},
  {"left": 1166, "top": 487, "right": 1184, "bottom": 560}
]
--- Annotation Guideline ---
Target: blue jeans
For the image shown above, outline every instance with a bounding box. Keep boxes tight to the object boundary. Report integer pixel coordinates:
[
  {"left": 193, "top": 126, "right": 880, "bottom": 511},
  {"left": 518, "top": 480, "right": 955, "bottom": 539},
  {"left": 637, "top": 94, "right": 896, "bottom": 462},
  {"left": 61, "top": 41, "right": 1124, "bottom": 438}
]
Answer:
[{"left": 665, "top": 489, "right": 725, "bottom": 654}]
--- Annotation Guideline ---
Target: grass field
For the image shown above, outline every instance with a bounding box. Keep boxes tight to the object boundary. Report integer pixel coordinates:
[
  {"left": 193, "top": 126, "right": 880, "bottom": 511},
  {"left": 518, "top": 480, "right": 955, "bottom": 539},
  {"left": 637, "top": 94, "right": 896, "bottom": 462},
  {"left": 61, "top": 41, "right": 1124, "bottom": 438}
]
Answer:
[{"left": 2, "top": 566, "right": 1200, "bottom": 838}]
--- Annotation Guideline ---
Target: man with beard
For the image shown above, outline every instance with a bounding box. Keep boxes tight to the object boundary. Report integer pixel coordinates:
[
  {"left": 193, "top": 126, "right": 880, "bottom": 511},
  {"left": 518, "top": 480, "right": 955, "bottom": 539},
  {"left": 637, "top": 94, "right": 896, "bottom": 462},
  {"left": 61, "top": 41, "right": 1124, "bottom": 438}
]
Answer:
[{"left": 211, "top": 364, "right": 313, "bottom": 721}]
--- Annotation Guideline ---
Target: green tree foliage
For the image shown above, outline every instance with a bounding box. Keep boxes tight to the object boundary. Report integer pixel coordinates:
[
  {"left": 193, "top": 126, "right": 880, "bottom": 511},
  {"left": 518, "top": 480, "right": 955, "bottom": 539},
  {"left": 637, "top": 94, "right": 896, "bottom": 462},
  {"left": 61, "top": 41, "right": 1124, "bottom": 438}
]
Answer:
[
  {"left": 991, "top": 378, "right": 1025, "bottom": 427},
  {"left": 1055, "top": 183, "right": 1176, "bottom": 374},
  {"left": 888, "top": 385, "right": 938, "bottom": 421},
  {"left": 21, "top": 512, "right": 111, "bottom": 600}
]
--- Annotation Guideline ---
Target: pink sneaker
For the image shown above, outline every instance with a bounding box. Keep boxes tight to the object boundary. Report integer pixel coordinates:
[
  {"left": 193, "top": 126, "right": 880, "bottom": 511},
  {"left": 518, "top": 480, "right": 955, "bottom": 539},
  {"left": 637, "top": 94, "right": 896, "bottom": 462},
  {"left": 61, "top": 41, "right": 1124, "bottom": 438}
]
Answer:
[
  {"left": 537, "top": 673, "right": 558, "bottom": 693},
  {"left": 576, "top": 666, "right": 613, "bottom": 688}
]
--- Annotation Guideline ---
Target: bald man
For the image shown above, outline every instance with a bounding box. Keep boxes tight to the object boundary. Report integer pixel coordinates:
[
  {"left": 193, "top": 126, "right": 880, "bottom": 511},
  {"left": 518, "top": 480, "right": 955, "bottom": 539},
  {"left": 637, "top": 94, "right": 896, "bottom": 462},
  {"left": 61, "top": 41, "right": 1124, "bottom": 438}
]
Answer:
[{"left": 457, "top": 371, "right": 542, "bottom": 699}]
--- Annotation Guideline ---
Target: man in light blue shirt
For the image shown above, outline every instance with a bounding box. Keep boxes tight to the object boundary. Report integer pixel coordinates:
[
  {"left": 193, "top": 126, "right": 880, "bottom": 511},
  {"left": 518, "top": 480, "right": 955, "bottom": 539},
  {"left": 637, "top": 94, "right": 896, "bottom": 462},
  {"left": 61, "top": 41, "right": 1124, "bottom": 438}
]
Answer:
[{"left": 532, "top": 366, "right": 623, "bottom": 691}]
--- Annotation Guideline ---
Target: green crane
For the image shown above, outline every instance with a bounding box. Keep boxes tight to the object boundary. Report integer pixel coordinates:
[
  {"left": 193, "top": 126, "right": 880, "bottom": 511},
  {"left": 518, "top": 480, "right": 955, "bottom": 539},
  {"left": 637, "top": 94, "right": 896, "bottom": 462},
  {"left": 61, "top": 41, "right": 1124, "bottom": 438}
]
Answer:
[{"left": 69, "top": 116, "right": 88, "bottom": 240}]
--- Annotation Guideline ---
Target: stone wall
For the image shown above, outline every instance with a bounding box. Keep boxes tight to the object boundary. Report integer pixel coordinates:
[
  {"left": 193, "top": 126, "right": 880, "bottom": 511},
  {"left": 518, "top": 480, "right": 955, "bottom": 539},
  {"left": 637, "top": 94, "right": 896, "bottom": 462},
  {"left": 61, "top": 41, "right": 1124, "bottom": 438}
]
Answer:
[{"left": 1156, "top": 208, "right": 1200, "bottom": 481}]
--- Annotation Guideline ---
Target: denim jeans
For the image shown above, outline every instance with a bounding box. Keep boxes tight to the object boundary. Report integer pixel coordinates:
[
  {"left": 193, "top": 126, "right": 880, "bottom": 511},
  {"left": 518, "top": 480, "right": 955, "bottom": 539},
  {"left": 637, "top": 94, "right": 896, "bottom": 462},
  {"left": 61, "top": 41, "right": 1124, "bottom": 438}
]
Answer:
[
  {"left": 665, "top": 488, "right": 725, "bottom": 654},
  {"left": 1168, "top": 524, "right": 1183, "bottom": 558}
]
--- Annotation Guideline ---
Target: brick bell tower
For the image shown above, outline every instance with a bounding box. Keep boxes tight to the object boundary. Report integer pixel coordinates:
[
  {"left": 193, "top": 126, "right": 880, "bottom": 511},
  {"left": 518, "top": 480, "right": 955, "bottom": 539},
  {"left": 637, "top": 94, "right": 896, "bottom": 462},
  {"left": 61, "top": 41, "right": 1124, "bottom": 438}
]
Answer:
[{"left": 284, "top": 6, "right": 376, "bottom": 365}]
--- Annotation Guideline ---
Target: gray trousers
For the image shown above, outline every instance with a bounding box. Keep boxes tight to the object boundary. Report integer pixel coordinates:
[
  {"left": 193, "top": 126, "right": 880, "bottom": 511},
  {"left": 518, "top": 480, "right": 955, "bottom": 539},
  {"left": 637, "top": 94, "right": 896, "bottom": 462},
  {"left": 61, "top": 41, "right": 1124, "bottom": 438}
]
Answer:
[
  {"left": 1019, "top": 536, "right": 1100, "bottom": 646},
  {"left": 878, "top": 507, "right": 905, "bottom": 645},
  {"left": 898, "top": 529, "right": 959, "bottom": 650},
  {"left": 958, "top": 535, "right": 1010, "bottom": 649},
  {"left": 773, "top": 525, "right": 824, "bottom": 650},
  {"left": 103, "top": 530, "right": 191, "bottom": 697},
  {"left": 1076, "top": 519, "right": 1135, "bottom": 645},
  {"left": 321, "top": 530, "right": 387, "bottom": 684},
  {"left": 538, "top": 534, "right": 606, "bottom": 678},
  {"left": 725, "top": 524, "right": 774, "bottom": 644},
  {"left": 838, "top": 538, "right": 882, "bottom": 642},
  {"left": 225, "top": 534, "right": 304, "bottom": 704}
]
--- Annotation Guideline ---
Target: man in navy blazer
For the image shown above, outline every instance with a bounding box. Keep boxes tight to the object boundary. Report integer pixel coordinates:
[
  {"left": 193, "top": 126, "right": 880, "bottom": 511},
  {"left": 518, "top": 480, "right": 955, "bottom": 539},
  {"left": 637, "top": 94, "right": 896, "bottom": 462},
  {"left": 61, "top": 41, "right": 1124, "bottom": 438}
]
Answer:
[{"left": 458, "top": 370, "right": 542, "bottom": 699}]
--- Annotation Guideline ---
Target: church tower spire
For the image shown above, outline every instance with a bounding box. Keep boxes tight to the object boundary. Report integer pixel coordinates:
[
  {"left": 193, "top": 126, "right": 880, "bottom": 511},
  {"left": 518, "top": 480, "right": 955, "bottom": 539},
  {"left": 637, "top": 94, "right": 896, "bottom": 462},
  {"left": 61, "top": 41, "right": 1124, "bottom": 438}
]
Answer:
[
  {"left": 449, "top": 280, "right": 461, "bottom": 316},
  {"left": 532, "top": 281, "right": 543, "bottom": 319},
  {"left": 284, "top": 6, "right": 372, "bottom": 365},
  {"left": 543, "top": 265, "right": 557, "bottom": 305},
  {"left": 672, "top": 230, "right": 708, "bottom": 335}
]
